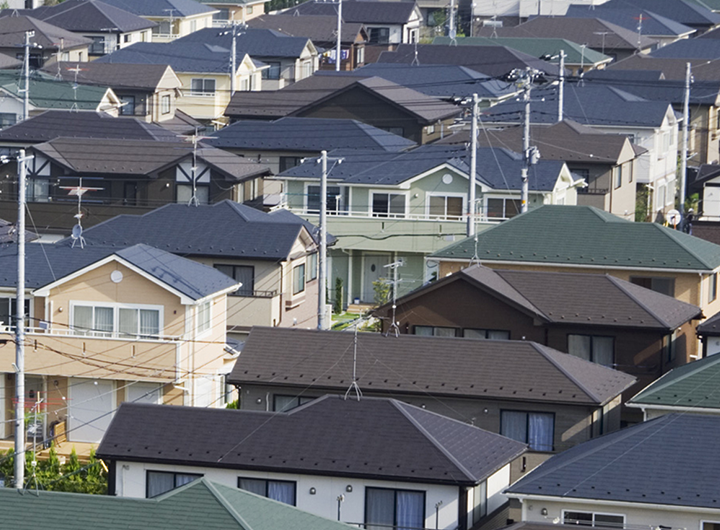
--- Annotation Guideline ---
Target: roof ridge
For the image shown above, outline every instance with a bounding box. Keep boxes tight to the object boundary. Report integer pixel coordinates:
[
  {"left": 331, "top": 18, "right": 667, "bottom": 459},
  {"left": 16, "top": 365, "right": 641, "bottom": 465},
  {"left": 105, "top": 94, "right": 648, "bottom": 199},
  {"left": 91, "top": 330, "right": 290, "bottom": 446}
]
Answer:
[
  {"left": 651, "top": 223, "right": 716, "bottom": 270},
  {"left": 604, "top": 275, "right": 669, "bottom": 328},
  {"left": 469, "top": 268, "right": 551, "bottom": 321},
  {"left": 530, "top": 342, "right": 601, "bottom": 403},
  {"left": 204, "top": 479, "right": 253, "bottom": 530},
  {"left": 390, "top": 400, "right": 477, "bottom": 482},
  {"left": 631, "top": 354, "right": 720, "bottom": 402}
]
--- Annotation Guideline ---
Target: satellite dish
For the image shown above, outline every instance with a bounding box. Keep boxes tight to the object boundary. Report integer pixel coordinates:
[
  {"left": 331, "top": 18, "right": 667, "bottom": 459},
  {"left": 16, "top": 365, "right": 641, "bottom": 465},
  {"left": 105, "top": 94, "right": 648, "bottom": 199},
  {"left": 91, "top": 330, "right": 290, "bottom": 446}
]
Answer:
[
  {"left": 71, "top": 224, "right": 83, "bottom": 239},
  {"left": 667, "top": 209, "right": 681, "bottom": 227}
]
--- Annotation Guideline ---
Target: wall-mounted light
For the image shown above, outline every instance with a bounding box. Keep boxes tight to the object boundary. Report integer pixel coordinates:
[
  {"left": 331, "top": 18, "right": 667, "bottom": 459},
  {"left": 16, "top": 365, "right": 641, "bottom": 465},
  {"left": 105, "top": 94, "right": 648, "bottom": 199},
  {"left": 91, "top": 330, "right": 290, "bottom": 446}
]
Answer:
[
  {"left": 309, "top": 487, "right": 316, "bottom": 495},
  {"left": 346, "top": 485, "right": 353, "bottom": 493},
  {"left": 541, "top": 508, "right": 548, "bottom": 516},
  {"left": 255, "top": 397, "right": 262, "bottom": 404}
]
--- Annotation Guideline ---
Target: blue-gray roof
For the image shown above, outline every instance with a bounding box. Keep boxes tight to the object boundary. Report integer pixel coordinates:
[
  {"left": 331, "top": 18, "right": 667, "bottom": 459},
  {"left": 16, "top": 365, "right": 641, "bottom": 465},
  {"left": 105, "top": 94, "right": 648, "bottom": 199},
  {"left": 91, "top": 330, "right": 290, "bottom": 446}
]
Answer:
[
  {"left": 584, "top": 71, "right": 720, "bottom": 106},
  {"left": 95, "top": 41, "right": 234, "bottom": 73},
  {"left": 176, "top": 27, "right": 313, "bottom": 58},
  {"left": 651, "top": 38, "right": 720, "bottom": 59},
  {"left": 318, "top": 63, "right": 519, "bottom": 100},
  {"left": 13, "top": 0, "right": 157, "bottom": 32},
  {"left": 282, "top": 0, "right": 418, "bottom": 25},
  {"left": 61, "top": 200, "right": 319, "bottom": 260},
  {"left": 279, "top": 144, "right": 567, "bottom": 191},
  {"left": 507, "top": 413, "right": 720, "bottom": 509},
  {"left": 98, "top": 0, "right": 216, "bottom": 17},
  {"left": 564, "top": 5, "right": 696, "bottom": 37},
  {"left": 206, "top": 117, "right": 416, "bottom": 152},
  {"left": 0, "top": 243, "right": 236, "bottom": 300},
  {"left": 482, "top": 83, "right": 673, "bottom": 128},
  {"left": 602, "top": 0, "right": 720, "bottom": 27}
]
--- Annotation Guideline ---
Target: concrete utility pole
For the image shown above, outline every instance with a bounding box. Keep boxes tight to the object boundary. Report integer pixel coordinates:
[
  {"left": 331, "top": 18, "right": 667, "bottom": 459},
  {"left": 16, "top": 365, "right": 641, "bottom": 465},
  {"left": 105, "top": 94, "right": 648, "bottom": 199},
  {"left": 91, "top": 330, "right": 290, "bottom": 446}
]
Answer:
[
  {"left": 448, "top": 0, "right": 456, "bottom": 44},
  {"left": 318, "top": 151, "right": 328, "bottom": 330},
  {"left": 680, "top": 62, "right": 692, "bottom": 222},
  {"left": 558, "top": 50, "right": 565, "bottom": 123},
  {"left": 335, "top": 0, "right": 342, "bottom": 71},
  {"left": 15, "top": 149, "right": 29, "bottom": 489},
  {"left": 219, "top": 20, "right": 244, "bottom": 96},
  {"left": 467, "top": 93, "right": 479, "bottom": 236},
  {"left": 22, "top": 31, "right": 35, "bottom": 122}
]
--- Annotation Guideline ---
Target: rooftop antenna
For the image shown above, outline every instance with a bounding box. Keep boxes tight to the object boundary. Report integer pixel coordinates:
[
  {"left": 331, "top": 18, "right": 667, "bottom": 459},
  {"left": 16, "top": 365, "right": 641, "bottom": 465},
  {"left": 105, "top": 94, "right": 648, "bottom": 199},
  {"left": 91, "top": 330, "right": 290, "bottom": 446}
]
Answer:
[
  {"left": 179, "top": 128, "right": 212, "bottom": 206},
  {"left": 383, "top": 260, "right": 404, "bottom": 337},
  {"left": 53, "top": 38, "right": 64, "bottom": 79},
  {"left": 343, "top": 322, "right": 363, "bottom": 401},
  {"left": 163, "top": 8, "right": 177, "bottom": 38},
  {"left": 60, "top": 177, "right": 102, "bottom": 248},
  {"left": 66, "top": 64, "right": 85, "bottom": 112},
  {"left": 470, "top": 234, "right": 480, "bottom": 264},
  {"left": 634, "top": 13, "right": 646, "bottom": 50},
  {"left": 491, "top": 0, "right": 498, "bottom": 38},
  {"left": 411, "top": 40, "right": 419, "bottom": 66}
]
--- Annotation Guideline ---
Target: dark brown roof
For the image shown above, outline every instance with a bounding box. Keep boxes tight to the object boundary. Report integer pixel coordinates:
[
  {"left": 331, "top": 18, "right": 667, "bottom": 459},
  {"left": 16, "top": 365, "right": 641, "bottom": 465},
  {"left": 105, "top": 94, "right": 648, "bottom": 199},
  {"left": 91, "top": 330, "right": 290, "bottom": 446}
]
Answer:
[
  {"left": 247, "top": 14, "right": 366, "bottom": 45},
  {"left": 228, "top": 327, "right": 636, "bottom": 406},
  {"left": 46, "top": 62, "right": 179, "bottom": 91},
  {"left": 436, "top": 120, "right": 640, "bottom": 163},
  {"left": 607, "top": 54, "right": 720, "bottom": 81},
  {"left": 0, "top": 15, "right": 91, "bottom": 50},
  {"left": 31, "top": 137, "right": 269, "bottom": 181},
  {"left": 97, "top": 396, "right": 526, "bottom": 485}
]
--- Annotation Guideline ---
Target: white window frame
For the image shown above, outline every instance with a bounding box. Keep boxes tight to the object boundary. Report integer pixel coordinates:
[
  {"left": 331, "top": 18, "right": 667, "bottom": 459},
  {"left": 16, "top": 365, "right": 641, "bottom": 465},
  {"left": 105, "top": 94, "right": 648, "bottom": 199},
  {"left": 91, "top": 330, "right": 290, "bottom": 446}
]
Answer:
[
  {"left": 190, "top": 78, "right": 216, "bottom": 96},
  {"left": 196, "top": 300, "right": 212, "bottom": 336},
  {"left": 562, "top": 510, "right": 625, "bottom": 528},
  {"left": 485, "top": 195, "right": 522, "bottom": 220},
  {"left": 303, "top": 183, "right": 350, "bottom": 215},
  {"left": 425, "top": 191, "right": 465, "bottom": 220},
  {"left": 370, "top": 190, "right": 408, "bottom": 218},
  {"left": 69, "top": 302, "right": 164, "bottom": 338}
]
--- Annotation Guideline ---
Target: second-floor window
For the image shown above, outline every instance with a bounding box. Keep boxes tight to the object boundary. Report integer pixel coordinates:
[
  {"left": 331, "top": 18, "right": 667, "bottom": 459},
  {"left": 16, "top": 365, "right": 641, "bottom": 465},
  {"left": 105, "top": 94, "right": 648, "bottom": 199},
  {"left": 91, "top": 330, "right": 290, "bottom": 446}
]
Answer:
[
  {"left": 568, "top": 334, "right": 614, "bottom": 367},
  {"left": 191, "top": 78, "right": 216, "bottom": 96},
  {"left": 464, "top": 328, "right": 510, "bottom": 340},
  {"left": 563, "top": 511, "right": 624, "bottom": 528},
  {"left": 214, "top": 264, "right": 254, "bottom": 296},
  {"left": 293, "top": 264, "right": 306, "bottom": 295},
  {"left": 487, "top": 197, "right": 521, "bottom": 219},
  {"left": 238, "top": 478, "right": 296, "bottom": 505},
  {"left": 429, "top": 195, "right": 463, "bottom": 220},
  {"left": 120, "top": 95, "right": 135, "bottom": 116},
  {"left": 415, "top": 325, "right": 457, "bottom": 337},
  {"left": 161, "top": 94, "right": 171, "bottom": 114},
  {"left": 629, "top": 276, "right": 674, "bottom": 297},
  {"left": 501, "top": 410, "right": 554, "bottom": 451},
  {"left": 307, "top": 185, "right": 348, "bottom": 214},
  {"left": 72, "top": 303, "right": 161, "bottom": 338},
  {"left": 263, "top": 62, "right": 282, "bottom": 80},
  {"left": 197, "top": 301, "right": 211, "bottom": 334},
  {"left": 372, "top": 192, "right": 405, "bottom": 218},
  {"left": 147, "top": 471, "right": 201, "bottom": 498}
]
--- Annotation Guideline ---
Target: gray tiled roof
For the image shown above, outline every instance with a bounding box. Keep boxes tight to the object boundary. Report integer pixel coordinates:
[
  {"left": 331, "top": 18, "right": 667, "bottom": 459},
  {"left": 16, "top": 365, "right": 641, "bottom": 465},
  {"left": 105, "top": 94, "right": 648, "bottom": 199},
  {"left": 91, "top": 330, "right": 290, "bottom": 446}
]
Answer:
[
  {"left": 282, "top": 0, "right": 418, "bottom": 24},
  {"left": 14, "top": 0, "right": 156, "bottom": 32},
  {"left": 176, "top": 27, "right": 314, "bottom": 59},
  {"left": 98, "top": 395, "right": 527, "bottom": 485},
  {"left": 30, "top": 137, "right": 269, "bottom": 181},
  {"left": 46, "top": 62, "right": 177, "bottom": 91},
  {"left": 565, "top": 5, "right": 696, "bottom": 37},
  {"left": 602, "top": 0, "right": 720, "bottom": 27},
  {"left": 206, "top": 117, "right": 416, "bottom": 152},
  {"left": 0, "top": 15, "right": 91, "bottom": 50},
  {"left": 651, "top": 38, "right": 720, "bottom": 59},
  {"left": 507, "top": 413, "right": 720, "bottom": 509},
  {"left": 228, "top": 327, "right": 636, "bottom": 406},
  {"left": 607, "top": 54, "right": 720, "bottom": 81},
  {"left": 98, "top": 0, "right": 216, "bottom": 17},
  {"left": 65, "top": 200, "right": 314, "bottom": 260},
  {"left": 0, "top": 243, "right": 237, "bottom": 299},
  {"left": 0, "top": 110, "right": 181, "bottom": 144},
  {"left": 247, "top": 14, "right": 365, "bottom": 44},
  {"left": 590, "top": 73, "right": 720, "bottom": 108},
  {"left": 95, "top": 42, "right": 235, "bottom": 74},
  {"left": 376, "top": 44, "right": 561, "bottom": 78}
]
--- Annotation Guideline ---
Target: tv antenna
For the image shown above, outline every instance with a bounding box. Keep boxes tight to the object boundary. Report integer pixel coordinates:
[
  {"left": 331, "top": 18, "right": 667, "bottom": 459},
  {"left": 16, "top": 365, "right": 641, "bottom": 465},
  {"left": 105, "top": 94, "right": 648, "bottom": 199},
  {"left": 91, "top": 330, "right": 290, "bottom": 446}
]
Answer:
[
  {"left": 179, "top": 128, "right": 212, "bottom": 206},
  {"left": 60, "top": 177, "right": 102, "bottom": 248},
  {"left": 343, "top": 321, "right": 363, "bottom": 401},
  {"left": 65, "top": 64, "right": 85, "bottom": 112},
  {"left": 383, "top": 260, "right": 404, "bottom": 337}
]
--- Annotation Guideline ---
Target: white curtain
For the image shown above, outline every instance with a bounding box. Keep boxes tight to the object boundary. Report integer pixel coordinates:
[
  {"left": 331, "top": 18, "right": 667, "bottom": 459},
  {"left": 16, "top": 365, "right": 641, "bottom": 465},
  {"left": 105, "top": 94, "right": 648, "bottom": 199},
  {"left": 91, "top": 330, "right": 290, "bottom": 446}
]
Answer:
[
  {"left": 396, "top": 491, "right": 424, "bottom": 530},
  {"left": 268, "top": 481, "right": 295, "bottom": 505},
  {"left": 146, "top": 472, "right": 174, "bottom": 498},
  {"left": 140, "top": 309, "right": 160, "bottom": 336},
  {"left": 73, "top": 306, "right": 93, "bottom": 335},
  {"left": 501, "top": 411, "right": 527, "bottom": 444},
  {"left": 593, "top": 337, "right": 614, "bottom": 367},
  {"left": 488, "top": 330, "right": 510, "bottom": 340},
  {"left": 175, "top": 474, "right": 199, "bottom": 488},
  {"left": 239, "top": 478, "right": 266, "bottom": 496},
  {"left": 528, "top": 413, "right": 554, "bottom": 452},
  {"left": 568, "top": 335, "right": 592, "bottom": 361},
  {"left": 367, "top": 488, "right": 395, "bottom": 530},
  {"left": 119, "top": 308, "right": 138, "bottom": 336},
  {"left": 94, "top": 307, "right": 113, "bottom": 335}
]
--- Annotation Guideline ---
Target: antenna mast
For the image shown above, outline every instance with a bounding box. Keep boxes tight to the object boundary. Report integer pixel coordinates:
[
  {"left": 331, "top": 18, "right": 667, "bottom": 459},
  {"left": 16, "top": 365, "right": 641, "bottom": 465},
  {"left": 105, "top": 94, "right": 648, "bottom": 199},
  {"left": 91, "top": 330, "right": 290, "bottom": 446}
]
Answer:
[
  {"left": 383, "top": 260, "right": 403, "bottom": 337},
  {"left": 343, "top": 323, "right": 362, "bottom": 401}
]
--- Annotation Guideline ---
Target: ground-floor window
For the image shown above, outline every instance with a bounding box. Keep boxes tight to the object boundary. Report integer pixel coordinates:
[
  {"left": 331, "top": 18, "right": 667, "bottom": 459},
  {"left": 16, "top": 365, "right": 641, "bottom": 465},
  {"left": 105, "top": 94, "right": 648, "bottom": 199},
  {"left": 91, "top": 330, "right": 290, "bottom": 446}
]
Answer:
[{"left": 501, "top": 410, "right": 554, "bottom": 452}]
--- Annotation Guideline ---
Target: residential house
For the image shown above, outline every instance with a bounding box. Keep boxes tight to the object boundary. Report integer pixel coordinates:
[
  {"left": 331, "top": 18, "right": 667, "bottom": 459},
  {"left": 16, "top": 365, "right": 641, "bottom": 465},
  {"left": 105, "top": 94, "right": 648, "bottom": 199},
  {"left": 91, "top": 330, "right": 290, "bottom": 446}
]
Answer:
[
  {"left": 0, "top": 242, "right": 239, "bottom": 443},
  {"left": 282, "top": 0, "right": 422, "bottom": 45},
  {"left": 0, "top": 479, "right": 358, "bottom": 530},
  {"left": 70, "top": 200, "right": 323, "bottom": 336},
  {"left": 607, "top": 53, "right": 720, "bottom": 81},
  {"left": 481, "top": 83, "right": 679, "bottom": 217},
  {"left": 430, "top": 205, "right": 720, "bottom": 353},
  {"left": 473, "top": 17, "right": 657, "bottom": 61},
  {"left": 225, "top": 76, "right": 462, "bottom": 145},
  {"left": 97, "top": 0, "right": 219, "bottom": 41},
  {"left": 601, "top": 0, "right": 720, "bottom": 34},
  {"left": 372, "top": 263, "right": 702, "bottom": 419},
  {"left": 688, "top": 164, "right": 720, "bottom": 219},
  {"left": 585, "top": 69, "right": 720, "bottom": 167},
  {"left": 0, "top": 110, "right": 181, "bottom": 150},
  {"left": 0, "top": 70, "right": 121, "bottom": 128},
  {"left": 437, "top": 120, "right": 642, "bottom": 220},
  {"left": 46, "top": 62, "right": 182, "bottom": 123},
  {"left": 276, "top": 144, "right": 579, "bottom": 302},
  {"left": 95, "top": 41, "right": 265, "bottom": 122},
  {"left": 0, "top": 137, "right": 269, "bottom": 232},
  {"left": 564, "top": 5, "right": 697, "bottom": 48},
  {"left": 505, "top": 414, "right": 720, "bottom": 530},
  {"left": 0, "top": 218, "right": 37, "bottom": 243},
  {"left": 248, "top": 15, "right": 367, "bottom": 71},
  {"left": 430, "top": 37, "right": 613, "bottom": 76},
  {"left": 651, "top": 36, "right": 720, "bottom": 60},
  {"left": 317, "top": 63, "right": 521, "bottom": 107},
  {"left": 201, "top": 0, "right": 266, "bottom": 26},
  {"left": 697, "top": 309, "right": 720, "bottom": 356},
  {"left": 0, "top": 15, "right": 90, "bottom": 68},
  {"left": 8, "top": 0, "right": 157, "bottom": 57},
  {"left": 626, "top": 353, "right": 720, "bottom": 419},
  {"left": 471, "top": 0, "right": 613, "bottom": 23},
  {"left": 174, "top": 27, "right": 319, "bottom": 91},
  {"left": 98, "top": 395, "right": 527, "bottom": 530},
  {"left": 376, "top": 44, "right": 562, "bottom": 79},
  {"left": 205, "top": 116, "right": 416, "bottom": 176},
  {"left": 227, "top": 327, "right": 636, "bottom": 474}
]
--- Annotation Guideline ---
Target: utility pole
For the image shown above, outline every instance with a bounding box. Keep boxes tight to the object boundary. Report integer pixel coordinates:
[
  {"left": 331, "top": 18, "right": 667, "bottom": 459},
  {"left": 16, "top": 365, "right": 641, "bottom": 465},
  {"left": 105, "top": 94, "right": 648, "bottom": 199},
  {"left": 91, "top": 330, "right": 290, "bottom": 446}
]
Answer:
[
  {"left": 335, "top": 0, "right": 342, "bottom": 71},
  {"left": 680, "top": 62, "right": 692, "bottom": 223},
  {"left": 318, "top": 151, "right": 328, "bottom": 330},
  {"left": 22, "top": 31, "right": 35, "bottom": 122},
  {"left": 467, "top": 93, "right": 479, "bottom": 236},
  {"left": 558, "top": 50, "right": 565, "bottom": 122},
  {"left": 448, "top": 0, "right": 456, "bottom": 44},
  {"left": 15, "top": 149, "right": 29, "bottom": 489},
  {"left": 219, "top": 20, "right": 244, "bottom": 96}
]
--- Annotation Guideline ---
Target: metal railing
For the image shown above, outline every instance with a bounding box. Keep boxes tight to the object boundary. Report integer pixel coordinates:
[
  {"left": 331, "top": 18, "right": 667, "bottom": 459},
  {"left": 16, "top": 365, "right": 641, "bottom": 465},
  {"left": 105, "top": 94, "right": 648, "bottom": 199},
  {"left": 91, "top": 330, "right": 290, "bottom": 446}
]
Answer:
[
  {"left": 0, "top": 325, "right": 183, "bottom": 343},
  {"left": 282, "top": 206, "right": 509, "bottom": 223},
  {"left": 229, "top": 289, "right": 277, "bottom": 299}
]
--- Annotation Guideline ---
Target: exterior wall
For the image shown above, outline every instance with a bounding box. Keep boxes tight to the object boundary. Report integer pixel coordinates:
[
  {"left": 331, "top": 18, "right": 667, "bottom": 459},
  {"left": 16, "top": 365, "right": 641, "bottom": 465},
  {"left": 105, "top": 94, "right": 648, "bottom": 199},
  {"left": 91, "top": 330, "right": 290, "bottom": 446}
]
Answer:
[
  {"left": 114, "top": 459, "right": 463, "bottom": 530},
  {"left": 176, "top": 66, "right": 260, "bottom": 121},
  {"left": 519, "top": 497, "right": 720, "bottom": 530},
  {"left": 573, "top": 161, "right": 637, "bottom": 221}
]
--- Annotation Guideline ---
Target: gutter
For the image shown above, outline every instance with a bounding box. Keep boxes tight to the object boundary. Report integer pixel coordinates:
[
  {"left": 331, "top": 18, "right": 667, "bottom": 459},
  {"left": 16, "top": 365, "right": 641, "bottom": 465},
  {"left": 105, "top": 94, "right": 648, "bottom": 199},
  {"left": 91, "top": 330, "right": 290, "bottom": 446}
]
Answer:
[{"left": 509, "top": 493, "right": 720, "bottom": 515}]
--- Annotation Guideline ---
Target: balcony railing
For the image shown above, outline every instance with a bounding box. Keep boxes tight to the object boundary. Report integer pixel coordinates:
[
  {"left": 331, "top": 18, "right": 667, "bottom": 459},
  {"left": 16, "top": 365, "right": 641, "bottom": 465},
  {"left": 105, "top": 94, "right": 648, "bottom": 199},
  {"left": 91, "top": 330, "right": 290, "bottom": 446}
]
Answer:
[
  {"left": 230, "top": 289, "right": 277, "bottom": 299},
  {"left": 281, "top": 206, "right": 509, "bottom": 223}
]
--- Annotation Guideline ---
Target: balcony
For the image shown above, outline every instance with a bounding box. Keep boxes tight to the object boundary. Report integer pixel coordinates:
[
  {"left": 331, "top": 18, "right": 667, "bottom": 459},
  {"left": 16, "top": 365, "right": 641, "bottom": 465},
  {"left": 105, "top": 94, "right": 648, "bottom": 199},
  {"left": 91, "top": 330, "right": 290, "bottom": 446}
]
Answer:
[{"left": 0, "top": 328, "right": 182, "bottom": 382}]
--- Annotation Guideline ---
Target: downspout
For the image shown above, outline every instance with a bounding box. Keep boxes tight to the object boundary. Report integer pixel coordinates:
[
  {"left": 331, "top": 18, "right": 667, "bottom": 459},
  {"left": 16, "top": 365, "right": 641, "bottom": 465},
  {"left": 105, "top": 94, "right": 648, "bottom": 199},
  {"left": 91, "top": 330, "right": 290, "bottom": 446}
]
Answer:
[{"left": 277, "top": 262, "right": 284, "bottom": 326}]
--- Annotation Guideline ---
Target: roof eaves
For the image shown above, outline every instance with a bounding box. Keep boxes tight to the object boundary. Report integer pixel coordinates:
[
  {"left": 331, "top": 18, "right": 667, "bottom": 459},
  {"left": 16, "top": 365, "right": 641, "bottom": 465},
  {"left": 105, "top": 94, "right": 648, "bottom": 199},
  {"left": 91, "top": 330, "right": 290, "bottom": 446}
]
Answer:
[
  {"left": 652, "top": 223, "right": 718, "bottom": 271},
  {"left": 630, "top": 354, "right": 720, "bottom": 404},
  {"left": 604, "top": 275, "right": 672, "bottom": 329},
  {"left": 530, "top": 343, "right": 602, "bottom": 404}
]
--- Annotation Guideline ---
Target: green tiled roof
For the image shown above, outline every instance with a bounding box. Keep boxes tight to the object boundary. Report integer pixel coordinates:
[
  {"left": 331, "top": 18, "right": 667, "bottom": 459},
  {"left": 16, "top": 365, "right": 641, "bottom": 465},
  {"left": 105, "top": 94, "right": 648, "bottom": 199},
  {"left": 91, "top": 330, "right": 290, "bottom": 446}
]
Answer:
[
  {"left": 0, "top": 478, "right": 355, "bottom": 530},
  {"left": 628, "top": 354, "right": 720, "bottom": 410},
  {"left": 0, "top": 70, "right": 113, "bottom": 111},
  {"left": 431, "top": 36, "right": 612, "bottom": 65},
  {"left": 431, "top": 205, "right": 720, "bottom": 272}
]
